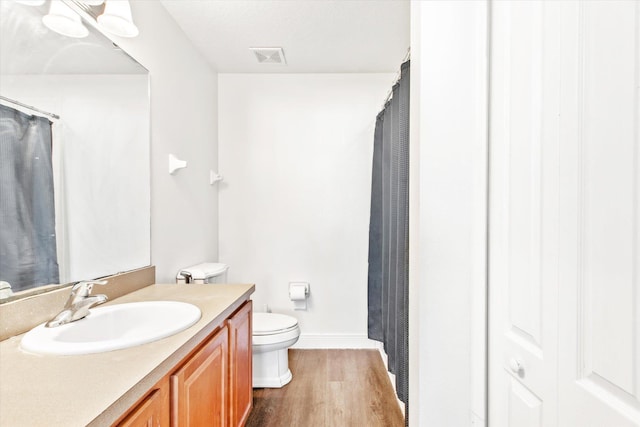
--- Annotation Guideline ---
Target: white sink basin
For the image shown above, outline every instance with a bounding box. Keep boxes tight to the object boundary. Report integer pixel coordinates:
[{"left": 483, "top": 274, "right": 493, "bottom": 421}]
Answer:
[{"left": 21, "top": 301, "right": 201, "bottom": 356}]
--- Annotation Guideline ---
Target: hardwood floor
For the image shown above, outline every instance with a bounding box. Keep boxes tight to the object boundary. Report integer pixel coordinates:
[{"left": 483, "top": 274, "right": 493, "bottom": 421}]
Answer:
[{"left": 246, "top": 349, "right": 404, "bottom": 427}]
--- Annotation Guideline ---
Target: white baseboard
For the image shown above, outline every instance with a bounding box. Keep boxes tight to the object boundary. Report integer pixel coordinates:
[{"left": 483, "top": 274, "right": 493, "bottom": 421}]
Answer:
[{"left": 291, "top": 333, "right": 380, "bottom": 349}]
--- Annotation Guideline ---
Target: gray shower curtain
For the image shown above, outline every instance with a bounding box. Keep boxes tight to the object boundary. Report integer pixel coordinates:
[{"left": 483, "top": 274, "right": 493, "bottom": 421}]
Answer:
[
  {"left": 0, "top": 104, "right": 59, "bottom": 292},
  {"left": 367, "top": 60, "right": 410, "bottom": 420}
]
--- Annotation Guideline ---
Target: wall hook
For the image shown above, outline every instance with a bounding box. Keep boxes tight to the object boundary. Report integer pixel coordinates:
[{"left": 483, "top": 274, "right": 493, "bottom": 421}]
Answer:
[
  {"left": 210, "top": 170, "right": 224, "bottom": 185},
  {"left": 169, "top": 154, "right": 187, "bottom": 175}
]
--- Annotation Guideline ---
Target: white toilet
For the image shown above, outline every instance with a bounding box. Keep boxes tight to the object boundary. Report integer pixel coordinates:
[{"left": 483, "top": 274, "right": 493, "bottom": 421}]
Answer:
[
  {"left": 252, "top": 312, "right": 300, "bottom": 388},
  {"left": 177, "top": 263, "right": 301, "bottom": 389}
]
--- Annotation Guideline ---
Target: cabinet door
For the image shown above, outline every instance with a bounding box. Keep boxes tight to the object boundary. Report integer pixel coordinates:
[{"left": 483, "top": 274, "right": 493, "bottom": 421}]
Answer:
[
  {"left": 171, "top": 326, "right": 228, "bottom": 427},
  {"left": 228, "top": 301, "right": 252, "bottom": 427},
  {"left": 117, "top": 384, "right": 169, "bottom": 427}
]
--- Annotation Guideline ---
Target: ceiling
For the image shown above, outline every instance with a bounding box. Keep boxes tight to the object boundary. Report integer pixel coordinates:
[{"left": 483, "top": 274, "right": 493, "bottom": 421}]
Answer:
[{"left": 159, "top": 0, "right": 410, "bottom": 74}]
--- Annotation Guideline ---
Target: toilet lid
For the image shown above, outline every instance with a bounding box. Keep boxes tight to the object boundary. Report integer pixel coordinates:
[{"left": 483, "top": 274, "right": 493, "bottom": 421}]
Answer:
[{"left": 253, "top": 313, "right": 298, "bottom": 336}]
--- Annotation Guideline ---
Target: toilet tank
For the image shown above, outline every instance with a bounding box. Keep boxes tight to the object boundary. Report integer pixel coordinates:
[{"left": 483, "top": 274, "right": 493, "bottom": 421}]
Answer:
[{"left": 176, "top": 263, "right": 228, "bottom": 284}]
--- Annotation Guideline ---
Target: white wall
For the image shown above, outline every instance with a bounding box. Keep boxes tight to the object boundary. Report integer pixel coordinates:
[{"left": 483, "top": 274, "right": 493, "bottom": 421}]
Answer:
[
  {"left": 109, "top": 2, "right": 219, "bottom": 282},
  {"left": 218, "top": 73, "right": 394, "bottom": 348},
  {"left": 410, "top": 1, "right": 488, "bottom": 426}
]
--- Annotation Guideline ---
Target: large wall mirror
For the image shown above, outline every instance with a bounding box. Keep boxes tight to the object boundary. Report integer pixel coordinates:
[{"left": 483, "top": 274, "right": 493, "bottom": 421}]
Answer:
[{"left": 0, "top": 0, "right": 150, "bottom": 302}]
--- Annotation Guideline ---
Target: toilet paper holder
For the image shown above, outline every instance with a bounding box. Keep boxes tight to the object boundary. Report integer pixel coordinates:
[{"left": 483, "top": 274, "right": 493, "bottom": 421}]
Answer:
[
  {"left": 289, "top": 282, "right": 310, "bottom": 311},
  {"left": 289, "top": 282, "right": 310, "bottom": 298}
]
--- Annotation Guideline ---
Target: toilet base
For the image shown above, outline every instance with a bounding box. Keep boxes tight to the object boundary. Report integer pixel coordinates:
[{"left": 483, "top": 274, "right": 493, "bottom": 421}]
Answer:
[{"left": 252, "top": 347, "right": 292, "bottom": 388}]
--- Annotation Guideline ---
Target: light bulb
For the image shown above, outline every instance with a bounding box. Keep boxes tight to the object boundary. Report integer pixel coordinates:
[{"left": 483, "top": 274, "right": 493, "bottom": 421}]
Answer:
[
  {"left": 42, "top": 0, "right": 89, "bottom": 38},
  {"left": 97, "top": 0, "right": 138, "bottom": 38}
]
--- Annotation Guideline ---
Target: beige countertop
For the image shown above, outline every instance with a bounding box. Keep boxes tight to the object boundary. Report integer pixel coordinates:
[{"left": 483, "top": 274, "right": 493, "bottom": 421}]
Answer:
[{"left": 0, "top": 283, "right": 254, "bottom": 427}]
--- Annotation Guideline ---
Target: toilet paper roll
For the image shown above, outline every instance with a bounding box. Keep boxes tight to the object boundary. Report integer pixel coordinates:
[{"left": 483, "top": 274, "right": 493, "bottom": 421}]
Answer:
[{"left": 289, "top": 284, "right": 308, "bottom": 311}]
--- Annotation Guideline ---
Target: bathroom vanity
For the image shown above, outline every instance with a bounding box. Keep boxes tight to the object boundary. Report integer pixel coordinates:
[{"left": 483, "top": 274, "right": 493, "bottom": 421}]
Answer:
[{"left": 0, "top": 282, "right": 254, "bottom": 426}]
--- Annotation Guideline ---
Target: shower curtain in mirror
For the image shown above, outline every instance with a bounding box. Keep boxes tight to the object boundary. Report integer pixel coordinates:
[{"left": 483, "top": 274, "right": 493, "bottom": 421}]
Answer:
[
  {"left": 0, "top": 104, "right": 59, "bottom": 292},
  {"left": 367, "top": 60, "right": 410, "bottom": 423}
]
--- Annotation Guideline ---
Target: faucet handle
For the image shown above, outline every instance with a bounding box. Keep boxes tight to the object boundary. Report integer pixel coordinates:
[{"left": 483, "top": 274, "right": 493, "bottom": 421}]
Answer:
[{"left": 71, "top": 280, "right": 108, "bottom": 297}]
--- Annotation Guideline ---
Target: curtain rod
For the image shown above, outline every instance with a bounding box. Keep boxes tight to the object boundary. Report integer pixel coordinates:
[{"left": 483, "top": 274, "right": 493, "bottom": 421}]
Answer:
[{"left": 0, "top": 95, "right": 60, "bottom": 120}]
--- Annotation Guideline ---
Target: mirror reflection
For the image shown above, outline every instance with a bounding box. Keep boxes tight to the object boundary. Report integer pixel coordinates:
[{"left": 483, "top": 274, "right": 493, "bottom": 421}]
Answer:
[{"left": 0, "top": 0, "right": 150, "bottom": 301}]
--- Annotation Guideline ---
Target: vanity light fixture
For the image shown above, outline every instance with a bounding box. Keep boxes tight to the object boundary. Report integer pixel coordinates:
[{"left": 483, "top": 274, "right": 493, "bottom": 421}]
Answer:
[
  {"left": 42, "top": 0, "right": 89, "bottom": 38},
  {"left": 97, "top": 0, "right": 139, "bottom": 38}
]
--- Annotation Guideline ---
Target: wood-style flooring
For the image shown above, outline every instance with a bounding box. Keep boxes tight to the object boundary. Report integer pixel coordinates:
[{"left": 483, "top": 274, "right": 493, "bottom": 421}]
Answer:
[{"left": 246, "top": 349, "right": 404, "bottom": 427}]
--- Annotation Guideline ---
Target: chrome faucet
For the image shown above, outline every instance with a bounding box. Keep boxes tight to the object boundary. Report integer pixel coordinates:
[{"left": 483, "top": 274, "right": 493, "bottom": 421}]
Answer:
[{"left": 45, "top": 280, "right": 109, "bottom": 328}]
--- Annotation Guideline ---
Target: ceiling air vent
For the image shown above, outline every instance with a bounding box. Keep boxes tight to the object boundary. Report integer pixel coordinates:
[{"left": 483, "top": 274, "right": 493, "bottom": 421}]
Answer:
[{"left": 250, "top": 47, "right": 286, "bottom": 64}]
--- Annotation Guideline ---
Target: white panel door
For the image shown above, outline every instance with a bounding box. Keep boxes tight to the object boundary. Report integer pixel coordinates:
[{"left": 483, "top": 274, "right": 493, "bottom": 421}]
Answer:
[
  {"left": 490, "top": 1, "right": 640, "bottom": 426},
  {"left": 489, "top": 1, "right": 561, "bottom": 425},
  {"left": 557, "top": 1, "right": 640, "bottom": 425}
]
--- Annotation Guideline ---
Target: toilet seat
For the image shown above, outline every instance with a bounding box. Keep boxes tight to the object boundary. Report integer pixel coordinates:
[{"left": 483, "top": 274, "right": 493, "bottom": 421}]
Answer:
[
  {"left": 252, "top": 313, "right": 300, "bottom": 353},
  {"left": 253, "top": 313, "right": 298, "bottom": 335}
]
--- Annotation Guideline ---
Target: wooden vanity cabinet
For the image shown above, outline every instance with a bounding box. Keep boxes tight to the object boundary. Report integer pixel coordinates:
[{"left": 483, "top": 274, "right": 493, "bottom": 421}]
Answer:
[
  {"left": 172, "top": 326, "right": 229, "bottom": 426},
  {"left": 228, "top": 301, "right": 252, "bottom": 426},
  {"left": 118, "top": 382, "right": 170, "bottom": 427},
  {"left": 114, "top": 300, "right": 252, "bottom": 427}
]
